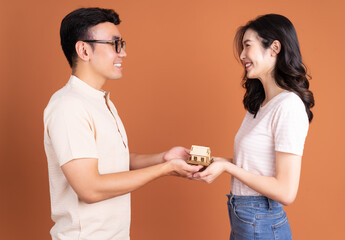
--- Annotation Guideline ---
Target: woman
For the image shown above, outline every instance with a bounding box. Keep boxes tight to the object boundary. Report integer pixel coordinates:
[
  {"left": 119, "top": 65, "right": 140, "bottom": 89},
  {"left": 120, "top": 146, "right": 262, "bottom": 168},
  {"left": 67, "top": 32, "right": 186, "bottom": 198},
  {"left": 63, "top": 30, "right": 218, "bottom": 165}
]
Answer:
[{"left": 194, "top": 14, "right": 314, "bottom": 239}]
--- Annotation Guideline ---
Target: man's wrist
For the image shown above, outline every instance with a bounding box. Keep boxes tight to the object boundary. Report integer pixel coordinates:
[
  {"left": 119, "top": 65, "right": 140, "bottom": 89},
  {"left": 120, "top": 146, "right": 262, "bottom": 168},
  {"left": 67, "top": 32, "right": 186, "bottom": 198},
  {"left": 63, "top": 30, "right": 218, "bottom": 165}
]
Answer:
[{"left": 161, "top": 151, "right": 168, "bottom": 162}]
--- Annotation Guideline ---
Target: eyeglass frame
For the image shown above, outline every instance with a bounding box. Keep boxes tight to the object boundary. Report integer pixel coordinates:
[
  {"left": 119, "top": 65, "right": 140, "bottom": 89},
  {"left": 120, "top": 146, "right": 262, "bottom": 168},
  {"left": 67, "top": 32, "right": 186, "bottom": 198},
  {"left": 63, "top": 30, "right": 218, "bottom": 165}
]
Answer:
[{"left": 82, "top": 39, "right": 126, "bottom": 53}]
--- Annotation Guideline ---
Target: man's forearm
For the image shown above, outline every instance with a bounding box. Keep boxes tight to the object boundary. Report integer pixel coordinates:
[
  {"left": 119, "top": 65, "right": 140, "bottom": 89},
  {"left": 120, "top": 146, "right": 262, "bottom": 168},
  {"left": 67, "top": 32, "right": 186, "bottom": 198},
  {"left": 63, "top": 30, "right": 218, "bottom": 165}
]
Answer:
[
  {"left": 90, "top": 161, "right": 171, "bottom": 202},
  {"left": 63, "top": 157, "right": 202, "bottom": 204},
  {"left": 130, "top": 152, "right": 165, "bottom": 170}
]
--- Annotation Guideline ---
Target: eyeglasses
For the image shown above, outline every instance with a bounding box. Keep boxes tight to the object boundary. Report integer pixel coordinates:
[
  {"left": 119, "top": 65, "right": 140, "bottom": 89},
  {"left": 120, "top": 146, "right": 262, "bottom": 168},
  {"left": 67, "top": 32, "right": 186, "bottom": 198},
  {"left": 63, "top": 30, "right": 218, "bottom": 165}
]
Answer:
[{"left": 82, "top": 39, "right": 126, "bottom": 53}]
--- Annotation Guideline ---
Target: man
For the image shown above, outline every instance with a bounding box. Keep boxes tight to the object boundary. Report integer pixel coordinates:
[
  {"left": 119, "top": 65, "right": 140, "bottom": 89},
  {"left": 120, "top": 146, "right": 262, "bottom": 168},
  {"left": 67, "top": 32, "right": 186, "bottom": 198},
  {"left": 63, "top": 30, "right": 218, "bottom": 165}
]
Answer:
[{"left": 43, "top": 8, "right": 201, "bottom": 240}]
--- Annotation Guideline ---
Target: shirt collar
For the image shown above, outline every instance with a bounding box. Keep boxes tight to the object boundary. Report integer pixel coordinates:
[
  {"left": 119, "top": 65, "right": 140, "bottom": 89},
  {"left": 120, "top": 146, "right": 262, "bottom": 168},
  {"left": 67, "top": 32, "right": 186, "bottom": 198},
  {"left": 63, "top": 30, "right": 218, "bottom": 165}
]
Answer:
[{"left": 68, "top": 75, "right": 108, "bottom": 99}]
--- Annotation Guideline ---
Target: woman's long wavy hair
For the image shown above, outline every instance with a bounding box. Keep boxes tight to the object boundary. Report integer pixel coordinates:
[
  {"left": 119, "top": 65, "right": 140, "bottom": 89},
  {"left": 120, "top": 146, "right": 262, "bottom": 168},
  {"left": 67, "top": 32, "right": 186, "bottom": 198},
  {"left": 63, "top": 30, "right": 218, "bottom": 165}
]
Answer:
[{"left": 234, "top": 14, "right": 314, "bottom": 122}]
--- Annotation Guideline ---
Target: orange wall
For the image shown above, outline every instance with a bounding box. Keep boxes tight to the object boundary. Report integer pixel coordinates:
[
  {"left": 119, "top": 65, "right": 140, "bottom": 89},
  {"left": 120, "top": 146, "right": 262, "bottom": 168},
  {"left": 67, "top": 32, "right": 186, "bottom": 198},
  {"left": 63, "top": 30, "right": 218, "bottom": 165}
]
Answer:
[{"left": 1, "top": 0, "right": 344, "bottom": 239}]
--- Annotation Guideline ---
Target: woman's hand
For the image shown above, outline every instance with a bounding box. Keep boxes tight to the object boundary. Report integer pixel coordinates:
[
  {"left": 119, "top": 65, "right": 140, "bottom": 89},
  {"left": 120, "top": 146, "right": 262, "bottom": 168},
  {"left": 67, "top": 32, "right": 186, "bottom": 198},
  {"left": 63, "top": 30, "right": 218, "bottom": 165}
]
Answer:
[{"left": 193, "top": 160, "right": 229, "bottom": 183}]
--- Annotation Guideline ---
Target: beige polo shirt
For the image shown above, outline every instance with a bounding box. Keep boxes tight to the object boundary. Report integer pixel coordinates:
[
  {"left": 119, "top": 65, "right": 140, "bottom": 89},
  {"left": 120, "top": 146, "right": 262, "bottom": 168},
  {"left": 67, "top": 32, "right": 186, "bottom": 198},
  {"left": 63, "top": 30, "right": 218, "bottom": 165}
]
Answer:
[{"left": 44, "top": 75, "right": 130, "bottom": 240}]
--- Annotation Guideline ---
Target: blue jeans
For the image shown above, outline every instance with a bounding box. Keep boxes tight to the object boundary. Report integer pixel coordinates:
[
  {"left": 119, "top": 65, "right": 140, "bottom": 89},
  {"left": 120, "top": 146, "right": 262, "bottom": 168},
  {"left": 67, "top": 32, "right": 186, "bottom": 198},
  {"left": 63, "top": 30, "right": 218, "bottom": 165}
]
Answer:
[{"left": 227, "top": 193, "right": 292, "bottom": 240}]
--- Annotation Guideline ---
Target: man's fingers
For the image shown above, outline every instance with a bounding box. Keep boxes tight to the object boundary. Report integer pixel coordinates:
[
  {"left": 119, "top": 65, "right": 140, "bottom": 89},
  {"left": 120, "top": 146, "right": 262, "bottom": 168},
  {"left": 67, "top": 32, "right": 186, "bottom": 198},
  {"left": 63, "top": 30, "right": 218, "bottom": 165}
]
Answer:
[
  {"left": 183, "top": 147, "right": 190, "bottom": 154},
  {"left": 192, "top": 172, "right": 200, "bottom": 178},
  {"left": 193, "top": 170, "right": 209, "bottom": 179},
  {"left": 195, "top": 165, "right": 204, "bottom": 171},
  {"left": 183, "top": 162, "right": 202, "bottom": 172}
]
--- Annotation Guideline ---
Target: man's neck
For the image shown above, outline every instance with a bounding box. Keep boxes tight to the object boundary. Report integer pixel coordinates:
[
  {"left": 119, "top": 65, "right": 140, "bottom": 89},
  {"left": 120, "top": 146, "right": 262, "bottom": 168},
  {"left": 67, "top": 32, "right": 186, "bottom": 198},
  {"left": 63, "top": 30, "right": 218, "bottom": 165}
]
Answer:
[{"left": 72, "top": 68, "right": 106, "bottom": 90}]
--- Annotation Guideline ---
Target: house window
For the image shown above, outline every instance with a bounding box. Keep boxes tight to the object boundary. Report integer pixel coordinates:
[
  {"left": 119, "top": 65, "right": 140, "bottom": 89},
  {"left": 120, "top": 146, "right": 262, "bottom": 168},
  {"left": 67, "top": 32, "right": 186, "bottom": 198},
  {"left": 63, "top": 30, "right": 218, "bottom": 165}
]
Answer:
[
  {"left": 194, "top": 156, "right": 197, "bottom": 161},
  {"left": 201, "top": 157, "right": 204, "bottom": 162}
]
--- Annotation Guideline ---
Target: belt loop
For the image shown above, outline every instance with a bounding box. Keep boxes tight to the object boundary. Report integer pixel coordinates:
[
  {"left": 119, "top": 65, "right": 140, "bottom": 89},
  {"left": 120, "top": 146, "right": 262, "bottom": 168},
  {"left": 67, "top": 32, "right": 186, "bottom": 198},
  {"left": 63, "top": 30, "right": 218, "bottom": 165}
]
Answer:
[
  {"left": 267, "top": 198, "right": 273, "bottom": 211},
  {"left": 229, "top": 193, "right": 234, "bottom": 208}
]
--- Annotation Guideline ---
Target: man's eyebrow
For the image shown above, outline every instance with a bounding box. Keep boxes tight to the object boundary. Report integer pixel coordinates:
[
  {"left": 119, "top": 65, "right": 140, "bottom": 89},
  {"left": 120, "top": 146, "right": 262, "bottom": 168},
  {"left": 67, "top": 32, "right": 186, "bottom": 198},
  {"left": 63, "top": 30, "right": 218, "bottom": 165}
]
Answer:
[{"left": 112, "top": 36, "right": 121, "bottom": 40}]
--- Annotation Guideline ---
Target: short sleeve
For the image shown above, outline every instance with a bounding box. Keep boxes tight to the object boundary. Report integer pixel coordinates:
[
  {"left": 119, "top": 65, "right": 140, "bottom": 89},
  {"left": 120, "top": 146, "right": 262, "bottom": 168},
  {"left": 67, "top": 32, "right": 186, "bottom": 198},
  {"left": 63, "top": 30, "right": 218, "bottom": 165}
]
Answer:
[
  {"left": 45, "top": 97, "right": 99, "bottom": 166},
  {"left": 272, "top": 96, "right": 309, "bottom": 156}
]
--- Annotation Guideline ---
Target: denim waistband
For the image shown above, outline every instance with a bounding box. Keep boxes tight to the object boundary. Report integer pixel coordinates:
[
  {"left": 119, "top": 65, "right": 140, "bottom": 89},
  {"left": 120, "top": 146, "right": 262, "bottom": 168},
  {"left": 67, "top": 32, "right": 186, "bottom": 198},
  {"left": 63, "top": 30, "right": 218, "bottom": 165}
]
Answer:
[{"left": 227, "top": 192, "right": 282, "bottom": 210}]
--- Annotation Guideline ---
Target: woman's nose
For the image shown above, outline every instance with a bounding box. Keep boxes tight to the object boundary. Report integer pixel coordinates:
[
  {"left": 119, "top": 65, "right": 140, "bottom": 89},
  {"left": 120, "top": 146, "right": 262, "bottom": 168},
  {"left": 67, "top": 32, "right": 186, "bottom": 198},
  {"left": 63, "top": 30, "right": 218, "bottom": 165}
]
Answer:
[{"left": 240, "top": 49, "right": 245, "bottom": 60}]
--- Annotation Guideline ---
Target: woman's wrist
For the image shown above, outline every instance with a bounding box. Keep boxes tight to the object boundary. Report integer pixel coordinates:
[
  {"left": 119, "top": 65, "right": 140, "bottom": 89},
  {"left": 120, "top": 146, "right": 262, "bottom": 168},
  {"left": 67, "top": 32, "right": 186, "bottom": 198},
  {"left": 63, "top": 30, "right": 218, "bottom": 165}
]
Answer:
[
  {"left": 213, "top": 157, "right": 233, "bottom": 162},
  {"left": 223, "top": 161, "right": 234, "bottom": 175}
]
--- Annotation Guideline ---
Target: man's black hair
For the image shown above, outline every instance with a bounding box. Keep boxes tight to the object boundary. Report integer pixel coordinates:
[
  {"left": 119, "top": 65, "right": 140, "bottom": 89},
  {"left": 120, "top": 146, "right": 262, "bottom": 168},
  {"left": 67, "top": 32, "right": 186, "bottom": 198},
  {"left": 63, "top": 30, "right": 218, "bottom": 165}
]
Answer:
[{"left": 60, "top": 7, "right": 121, "bottom": 68}]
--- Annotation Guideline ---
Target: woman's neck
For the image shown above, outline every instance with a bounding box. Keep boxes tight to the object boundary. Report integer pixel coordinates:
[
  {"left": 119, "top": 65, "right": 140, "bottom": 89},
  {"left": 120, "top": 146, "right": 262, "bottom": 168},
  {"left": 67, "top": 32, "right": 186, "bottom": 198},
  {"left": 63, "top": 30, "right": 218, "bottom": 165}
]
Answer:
[{"left": 260, "top": 76, "right": 285, "bottom": 107}]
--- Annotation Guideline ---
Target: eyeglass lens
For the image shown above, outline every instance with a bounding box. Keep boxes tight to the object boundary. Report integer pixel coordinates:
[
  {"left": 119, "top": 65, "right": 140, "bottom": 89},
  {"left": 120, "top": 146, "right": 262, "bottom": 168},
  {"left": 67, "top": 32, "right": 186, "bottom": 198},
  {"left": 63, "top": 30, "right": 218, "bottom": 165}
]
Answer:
[{"left": 115, "top": 40, "right": 126, "bottom": 53}]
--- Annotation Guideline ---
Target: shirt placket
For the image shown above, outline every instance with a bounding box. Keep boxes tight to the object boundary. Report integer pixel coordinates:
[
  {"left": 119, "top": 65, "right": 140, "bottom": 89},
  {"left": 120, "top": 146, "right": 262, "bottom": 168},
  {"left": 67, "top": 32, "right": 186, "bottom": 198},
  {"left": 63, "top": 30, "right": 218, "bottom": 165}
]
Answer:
[{"left": 104, "top": 93, "right": 127, "bottom": 149}]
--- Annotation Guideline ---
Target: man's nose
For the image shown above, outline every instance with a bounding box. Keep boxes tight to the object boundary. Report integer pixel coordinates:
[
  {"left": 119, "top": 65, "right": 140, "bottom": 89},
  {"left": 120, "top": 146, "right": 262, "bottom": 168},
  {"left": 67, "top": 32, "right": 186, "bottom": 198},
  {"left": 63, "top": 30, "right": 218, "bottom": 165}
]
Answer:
[{"left": 119, "top": 48, "right": 127, "bottom": 58}]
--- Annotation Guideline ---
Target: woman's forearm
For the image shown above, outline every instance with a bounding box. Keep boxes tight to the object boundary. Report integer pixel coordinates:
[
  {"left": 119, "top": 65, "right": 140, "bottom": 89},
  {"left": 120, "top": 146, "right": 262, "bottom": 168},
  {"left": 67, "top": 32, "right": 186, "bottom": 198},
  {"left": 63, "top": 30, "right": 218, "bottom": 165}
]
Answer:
[{"left": 224, "top": 156, "right": 300, "bottom": 206}]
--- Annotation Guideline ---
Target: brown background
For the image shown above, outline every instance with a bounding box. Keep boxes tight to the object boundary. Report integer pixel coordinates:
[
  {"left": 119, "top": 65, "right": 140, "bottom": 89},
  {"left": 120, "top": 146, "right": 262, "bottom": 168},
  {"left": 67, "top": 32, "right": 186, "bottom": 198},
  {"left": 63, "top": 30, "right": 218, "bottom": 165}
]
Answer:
[{"left": 1, "top": 0, "right": 344, "bottom": 239}]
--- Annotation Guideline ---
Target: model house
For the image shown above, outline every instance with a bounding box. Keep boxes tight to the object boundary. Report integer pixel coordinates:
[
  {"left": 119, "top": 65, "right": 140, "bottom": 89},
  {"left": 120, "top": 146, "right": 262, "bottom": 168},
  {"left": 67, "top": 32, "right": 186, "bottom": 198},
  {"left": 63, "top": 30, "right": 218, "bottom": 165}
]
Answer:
[{"left": 187, "top": 145, "right": 213, "bottom": 166}]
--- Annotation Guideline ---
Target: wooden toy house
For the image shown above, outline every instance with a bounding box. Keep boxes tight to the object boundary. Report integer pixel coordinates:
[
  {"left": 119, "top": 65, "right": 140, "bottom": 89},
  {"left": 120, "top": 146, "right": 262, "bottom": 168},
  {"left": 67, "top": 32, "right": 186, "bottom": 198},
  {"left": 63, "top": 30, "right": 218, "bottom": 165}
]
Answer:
[{"left": 187, "top": 145, "right": 213, "bottom": 166}]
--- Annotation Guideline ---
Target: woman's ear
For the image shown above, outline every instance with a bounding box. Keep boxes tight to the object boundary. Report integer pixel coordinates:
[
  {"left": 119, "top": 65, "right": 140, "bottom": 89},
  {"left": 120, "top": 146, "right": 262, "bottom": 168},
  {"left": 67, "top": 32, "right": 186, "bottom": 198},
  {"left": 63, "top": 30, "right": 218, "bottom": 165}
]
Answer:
[
  {"left": 271, "top": 40, "right": 281, "bottom": 56},
  {"left": 75, "top": 41, "right": 92, "bottom": 62}
]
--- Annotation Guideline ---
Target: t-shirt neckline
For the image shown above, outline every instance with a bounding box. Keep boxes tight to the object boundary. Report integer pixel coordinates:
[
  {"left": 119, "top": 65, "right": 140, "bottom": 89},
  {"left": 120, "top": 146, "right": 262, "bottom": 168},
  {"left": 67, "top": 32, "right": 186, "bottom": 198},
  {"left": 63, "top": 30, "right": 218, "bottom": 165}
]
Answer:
[{"left": 260, "top": 90, "right": 289, "bottom": 110}]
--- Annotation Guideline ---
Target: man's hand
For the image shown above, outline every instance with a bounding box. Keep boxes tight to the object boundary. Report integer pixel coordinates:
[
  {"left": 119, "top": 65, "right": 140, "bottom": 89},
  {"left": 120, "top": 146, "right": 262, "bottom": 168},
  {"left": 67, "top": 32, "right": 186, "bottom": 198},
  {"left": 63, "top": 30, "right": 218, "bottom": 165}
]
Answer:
[
  {"left": 130, "top": 146, "right": 191, "bottom": 170},
  {"left": 167, "top": 159, "right": 203, "bottom": 178},
  {"left": 163, "top": 146, "right": 190, "bottom": 162}
]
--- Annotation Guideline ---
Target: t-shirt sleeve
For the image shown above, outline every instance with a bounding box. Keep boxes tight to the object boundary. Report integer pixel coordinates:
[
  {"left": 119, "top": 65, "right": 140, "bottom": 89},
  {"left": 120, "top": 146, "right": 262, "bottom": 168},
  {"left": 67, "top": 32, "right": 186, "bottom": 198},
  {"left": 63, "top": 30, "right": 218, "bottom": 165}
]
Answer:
[
  {"left": 272, "top": 97, "right": 309, "bottom": 156},
  {"left": 45, "top": 98, "right": 99, "bottom": 166}
]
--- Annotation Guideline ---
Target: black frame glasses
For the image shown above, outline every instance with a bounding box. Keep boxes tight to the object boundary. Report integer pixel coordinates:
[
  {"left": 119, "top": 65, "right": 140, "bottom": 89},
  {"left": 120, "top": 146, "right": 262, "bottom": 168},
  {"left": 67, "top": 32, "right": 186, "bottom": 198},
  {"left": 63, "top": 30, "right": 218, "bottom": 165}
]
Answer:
[{"left": 82, "top": 39, "right": 126, "bottom": 53}]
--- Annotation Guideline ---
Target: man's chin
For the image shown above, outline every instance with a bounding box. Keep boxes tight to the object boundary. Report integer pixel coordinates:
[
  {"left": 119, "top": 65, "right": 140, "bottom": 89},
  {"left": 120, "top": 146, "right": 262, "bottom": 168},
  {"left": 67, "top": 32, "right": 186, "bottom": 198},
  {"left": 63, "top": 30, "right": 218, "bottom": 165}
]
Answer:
[{"left": 108, "top": 74, "right": 122, "bottom": 80}]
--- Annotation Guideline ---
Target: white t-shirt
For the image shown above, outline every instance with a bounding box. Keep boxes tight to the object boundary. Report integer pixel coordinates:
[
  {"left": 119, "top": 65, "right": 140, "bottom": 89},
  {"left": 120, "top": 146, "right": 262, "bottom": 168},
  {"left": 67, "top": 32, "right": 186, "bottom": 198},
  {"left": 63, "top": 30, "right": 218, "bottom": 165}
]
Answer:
[
  {"left": 231, "top": 91, "right": 309, "bottom": 196},
  {"left": 44, "top": 76, "right": 130, "bottom": 240}
]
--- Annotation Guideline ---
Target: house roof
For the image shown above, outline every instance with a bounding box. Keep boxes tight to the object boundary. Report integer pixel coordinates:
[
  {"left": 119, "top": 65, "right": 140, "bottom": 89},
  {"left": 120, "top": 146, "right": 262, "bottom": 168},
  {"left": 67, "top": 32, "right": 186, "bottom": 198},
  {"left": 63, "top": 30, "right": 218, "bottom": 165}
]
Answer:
[{"left": 190, "top": 145, "right": 211, "bottom": 157}]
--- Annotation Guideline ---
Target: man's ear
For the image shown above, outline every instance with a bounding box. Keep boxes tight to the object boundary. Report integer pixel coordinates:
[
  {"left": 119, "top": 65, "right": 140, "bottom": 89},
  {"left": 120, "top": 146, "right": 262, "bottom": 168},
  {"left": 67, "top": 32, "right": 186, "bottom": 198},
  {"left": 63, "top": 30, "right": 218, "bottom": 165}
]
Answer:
[
  {"left": 75, "top": 41, "right": 92, "bottom": 62},
  {"left": 271, "top": 40, "right": 281, "bottom": 56}
]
